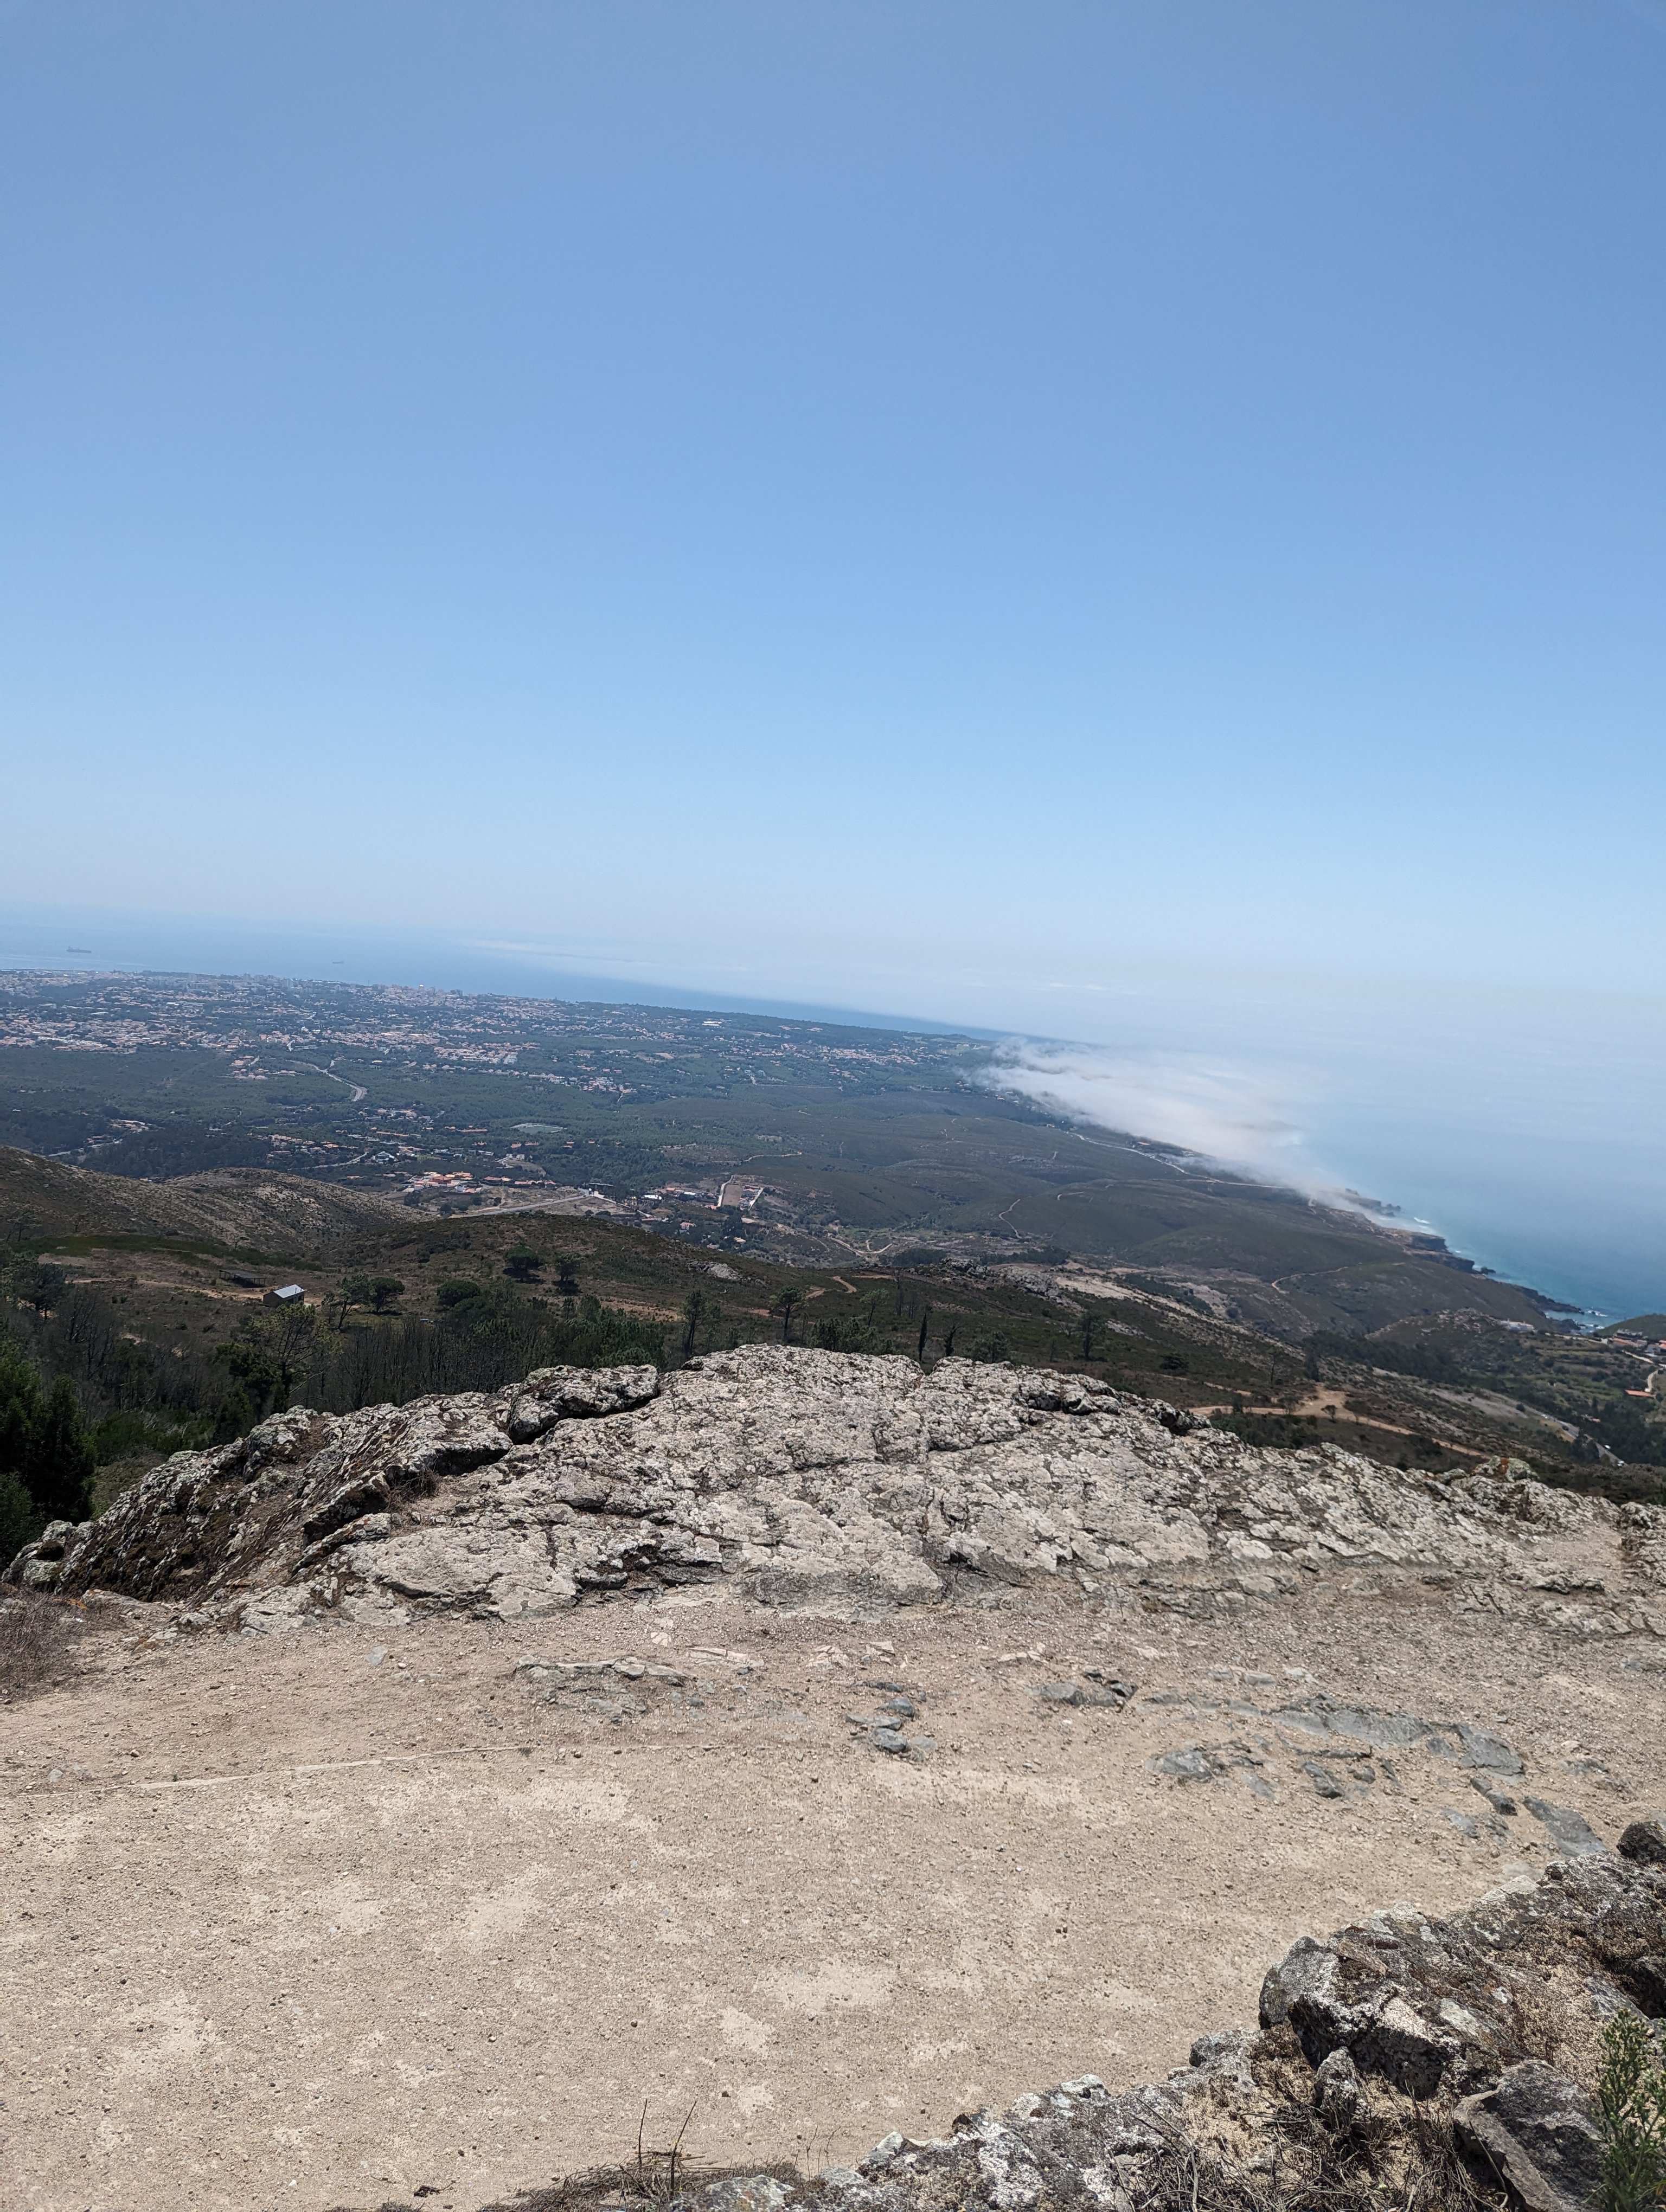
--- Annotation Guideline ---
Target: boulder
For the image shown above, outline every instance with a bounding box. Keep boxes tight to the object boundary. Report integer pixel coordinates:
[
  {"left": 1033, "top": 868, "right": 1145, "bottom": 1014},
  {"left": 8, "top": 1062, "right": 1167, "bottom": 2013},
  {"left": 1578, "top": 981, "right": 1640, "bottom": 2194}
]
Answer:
[
  {"left": 1256, "top": 1859, "right": 1666, "bottom": 2103},
  {"left": 697, "top": 2179, "right": 795, "bottom": 2212},
  {"left": 1312, "top": 2047, "right": 1363, "bottom": 2129},
  {"left": 1260, "top": 1927, "right": 1457, "bottom": 2096},
  {"left": 506, "top": 1362, "right": 659, "bottom": 1441},
  {"left": 1303, "top": 1760, "right": 1348, "bottom": 1799},
  {"left": 1619, "top": 1816, "right": 1666, "bottom": 1868},
  {"left": 1454, "top": 2062, "right": 1604, "bottom": 2212}
]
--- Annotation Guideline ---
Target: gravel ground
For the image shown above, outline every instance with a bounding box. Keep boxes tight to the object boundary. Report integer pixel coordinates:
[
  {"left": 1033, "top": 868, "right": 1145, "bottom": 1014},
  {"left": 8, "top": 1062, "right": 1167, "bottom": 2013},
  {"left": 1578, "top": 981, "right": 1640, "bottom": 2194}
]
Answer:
[{"left": 5, "top": 1581, "right": 1663, "bottom": 2212}]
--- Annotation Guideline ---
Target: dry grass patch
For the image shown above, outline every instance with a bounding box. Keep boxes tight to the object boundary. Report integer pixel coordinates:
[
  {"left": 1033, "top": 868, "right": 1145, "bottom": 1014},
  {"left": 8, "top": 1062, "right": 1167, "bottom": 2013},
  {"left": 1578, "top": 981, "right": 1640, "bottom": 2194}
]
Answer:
[
  {"left": 467, "top": 2161, "right": 804, "bottom": 2212},
  {"left": 1135, "top": 2104, "right": 1503, "bottom": 2210},
  {"left": 0, "top": 1587, "right": 87, "bottom": 1699}
]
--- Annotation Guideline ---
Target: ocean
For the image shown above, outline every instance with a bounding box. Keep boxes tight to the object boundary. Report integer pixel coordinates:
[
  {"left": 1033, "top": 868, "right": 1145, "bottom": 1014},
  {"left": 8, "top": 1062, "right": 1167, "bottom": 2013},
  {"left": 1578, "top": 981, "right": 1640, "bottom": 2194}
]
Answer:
[{"left": 990, "top": 973, "right": 1666, "bottom": 1323}]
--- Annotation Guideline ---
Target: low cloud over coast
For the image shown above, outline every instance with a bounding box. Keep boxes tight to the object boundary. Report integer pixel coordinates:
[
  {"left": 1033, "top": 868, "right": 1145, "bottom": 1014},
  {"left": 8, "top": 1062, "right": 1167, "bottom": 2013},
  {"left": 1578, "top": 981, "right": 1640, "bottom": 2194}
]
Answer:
[{"left": 983, "top": 1040, "right": 1351, "bottom": 1200}]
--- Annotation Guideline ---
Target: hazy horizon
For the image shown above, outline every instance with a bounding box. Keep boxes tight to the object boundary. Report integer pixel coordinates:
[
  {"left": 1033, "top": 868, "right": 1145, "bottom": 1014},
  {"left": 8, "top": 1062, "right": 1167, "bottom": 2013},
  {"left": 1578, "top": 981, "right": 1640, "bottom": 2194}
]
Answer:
[{"left": 3, "top": 3, "right": 1663, "bottom": 1316}]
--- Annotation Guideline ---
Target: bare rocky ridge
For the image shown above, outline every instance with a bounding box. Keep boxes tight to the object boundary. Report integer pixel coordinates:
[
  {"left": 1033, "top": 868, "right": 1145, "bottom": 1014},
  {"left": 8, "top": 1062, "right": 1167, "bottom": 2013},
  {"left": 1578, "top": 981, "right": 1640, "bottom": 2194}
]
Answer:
[
  {"left": 10, "top": 1348, "right": 1666, "bottom": 2212},
  {"left": 11, "top": 1346, "right": 1666, "bottom": 1645}
]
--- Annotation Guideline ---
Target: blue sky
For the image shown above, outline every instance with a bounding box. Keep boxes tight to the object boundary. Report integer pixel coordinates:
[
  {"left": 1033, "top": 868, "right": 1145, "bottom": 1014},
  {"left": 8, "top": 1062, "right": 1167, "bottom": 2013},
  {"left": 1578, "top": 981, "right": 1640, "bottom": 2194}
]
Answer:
[{"left": 4, "top": 0, "right": 1666, "bottom": 1019}]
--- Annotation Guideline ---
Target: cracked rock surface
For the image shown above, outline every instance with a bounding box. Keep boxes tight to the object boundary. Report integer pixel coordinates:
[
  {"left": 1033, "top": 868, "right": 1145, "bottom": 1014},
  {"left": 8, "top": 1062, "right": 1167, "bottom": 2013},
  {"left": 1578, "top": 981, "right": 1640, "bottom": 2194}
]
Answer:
[{"left": 12, "top": 1347, "right": 1666, "bottom": 1642}]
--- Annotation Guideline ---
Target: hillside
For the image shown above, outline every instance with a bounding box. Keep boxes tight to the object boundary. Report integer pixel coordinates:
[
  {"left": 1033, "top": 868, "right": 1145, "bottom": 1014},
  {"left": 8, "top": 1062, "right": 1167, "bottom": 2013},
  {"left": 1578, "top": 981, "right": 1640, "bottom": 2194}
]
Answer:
[
  {"left": 0, "top": 970, "right": 1570, "bottom": 1342},
  {"left": 0, "top": 1143, "right": 402, "bottom": 1249},
  {"left": 2, "top": 1141, "right": 1661, "bottom": 1514}
]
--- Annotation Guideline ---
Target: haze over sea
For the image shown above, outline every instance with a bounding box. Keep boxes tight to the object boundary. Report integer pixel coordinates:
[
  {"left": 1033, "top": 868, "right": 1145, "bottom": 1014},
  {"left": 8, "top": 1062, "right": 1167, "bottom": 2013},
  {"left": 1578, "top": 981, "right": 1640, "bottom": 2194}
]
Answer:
[{"left": 3, "top": 909, "right": 1661, "bottom": 1324}]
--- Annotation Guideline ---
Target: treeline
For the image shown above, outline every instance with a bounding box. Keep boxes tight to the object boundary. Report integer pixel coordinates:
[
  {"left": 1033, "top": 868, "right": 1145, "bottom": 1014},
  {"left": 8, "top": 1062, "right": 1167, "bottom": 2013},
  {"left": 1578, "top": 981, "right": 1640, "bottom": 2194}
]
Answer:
[
  {"left": 1587, "top": 1391, "right": 1666, "bottom": 1469},
  {"left": 0, "top": 1119, "right": 277, "bottom": 1181},
  {"left": 1304, "top": 1326, "right": 1666, "bottom": 1474},
  {"left": 2, "top": 1263, "right": 667, "bottom": 1438},
  {"left": 0, "top": 1249, "right": 670, "bottom": 1560},
  {"left": 3, "top": 1257, "right": 221, "bottom": 1448},
  {"left": 0, "top": 1338, "right": 97, "bottom": 1560},
  {"left": 210, "top": 1285, "right": 666, "bottom": 1427},
  {"left": 95, "top": 1126, "right": 277, "bottom": 1179},
  {"left": 1303, "top": 1328, "right": 1468, "bottom": 1385}
]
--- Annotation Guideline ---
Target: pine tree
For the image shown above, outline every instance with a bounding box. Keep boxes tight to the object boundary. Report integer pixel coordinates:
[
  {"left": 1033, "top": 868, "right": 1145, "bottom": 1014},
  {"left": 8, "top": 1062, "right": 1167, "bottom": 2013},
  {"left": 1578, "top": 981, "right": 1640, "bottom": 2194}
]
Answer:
[
  {"left": 28, "top": 1376, "right": 96, "bottom": 1522},
  {"left": 0, "top": 1343, "right": 95, "bottom": 1526}
]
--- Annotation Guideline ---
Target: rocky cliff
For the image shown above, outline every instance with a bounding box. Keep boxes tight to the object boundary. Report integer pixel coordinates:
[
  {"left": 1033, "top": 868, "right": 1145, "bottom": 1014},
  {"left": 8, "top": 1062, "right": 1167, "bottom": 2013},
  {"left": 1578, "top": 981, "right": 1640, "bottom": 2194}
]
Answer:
[{"left": 11, "top": 1346, "right": 1665, "bottom": 1643}]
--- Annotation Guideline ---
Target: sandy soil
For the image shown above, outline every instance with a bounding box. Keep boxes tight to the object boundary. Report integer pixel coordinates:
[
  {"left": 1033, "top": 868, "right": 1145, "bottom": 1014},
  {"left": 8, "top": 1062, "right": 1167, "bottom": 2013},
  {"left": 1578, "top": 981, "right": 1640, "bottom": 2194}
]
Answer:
[{"left": 5, "top": 1584, "right": 1664, "bottom": 2212}]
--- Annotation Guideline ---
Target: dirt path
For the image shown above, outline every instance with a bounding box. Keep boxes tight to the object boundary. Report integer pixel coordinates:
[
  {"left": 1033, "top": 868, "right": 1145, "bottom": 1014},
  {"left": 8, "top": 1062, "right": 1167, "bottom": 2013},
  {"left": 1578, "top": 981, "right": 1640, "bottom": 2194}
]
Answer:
[{"left": 5, "top": 1589, "right": 1662, "bottom": 2212}]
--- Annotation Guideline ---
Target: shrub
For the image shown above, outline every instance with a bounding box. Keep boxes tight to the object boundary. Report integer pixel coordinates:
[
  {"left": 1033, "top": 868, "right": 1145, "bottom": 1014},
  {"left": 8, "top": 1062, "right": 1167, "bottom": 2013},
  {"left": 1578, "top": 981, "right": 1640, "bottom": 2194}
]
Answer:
[
  {"left": 90, "top": 1407, "right": 213, "bottom": 1462},
  {"left": 0, "top": 1587, "right": 81, "bottom": 1697},
  {"left": 965, "top": 1331, "right": 1011, "bottom": 1364},
  {"left": 1597, "top": 2011, "right": 1666, "bottom": 2212},
  {"left": 810, "top": 1313, "right": 889, "bottom": 1354},
  {"left": 0, "top": 1469, "right": 40, "bottom": 1565}
]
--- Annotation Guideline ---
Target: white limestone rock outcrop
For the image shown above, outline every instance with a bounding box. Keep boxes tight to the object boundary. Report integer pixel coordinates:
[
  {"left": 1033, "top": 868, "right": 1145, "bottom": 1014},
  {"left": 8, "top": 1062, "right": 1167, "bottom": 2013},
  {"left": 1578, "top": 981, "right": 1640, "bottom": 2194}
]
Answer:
[{"left": 9, "top": 1346, "right": 1666, "bottom": 1635}]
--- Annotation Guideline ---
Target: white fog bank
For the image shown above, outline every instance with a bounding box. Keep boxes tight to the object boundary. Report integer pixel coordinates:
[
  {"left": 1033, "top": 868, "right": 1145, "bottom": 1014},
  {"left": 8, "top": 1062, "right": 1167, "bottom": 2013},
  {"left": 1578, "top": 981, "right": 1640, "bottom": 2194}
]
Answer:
[{"left": 982, "top": 1042, "right": 1361, "bottom": 1205}]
